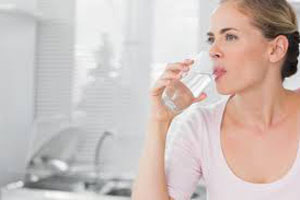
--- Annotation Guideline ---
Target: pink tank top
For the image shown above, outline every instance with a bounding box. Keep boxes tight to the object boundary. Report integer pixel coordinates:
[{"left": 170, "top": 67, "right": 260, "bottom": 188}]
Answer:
[{"left": 165, "top": 93, "right": 300, "bottom": 200}]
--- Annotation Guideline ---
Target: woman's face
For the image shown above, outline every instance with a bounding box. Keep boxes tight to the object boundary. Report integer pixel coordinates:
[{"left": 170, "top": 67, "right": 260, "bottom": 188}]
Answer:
[{"left": 208, "top": 2, "right": 272, "bottom": 95}]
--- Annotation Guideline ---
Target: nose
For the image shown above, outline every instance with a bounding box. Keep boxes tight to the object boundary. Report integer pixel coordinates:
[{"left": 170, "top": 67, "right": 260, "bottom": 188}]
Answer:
[{"left": 209, "top": 42, "right": 222, "bottom": 59}]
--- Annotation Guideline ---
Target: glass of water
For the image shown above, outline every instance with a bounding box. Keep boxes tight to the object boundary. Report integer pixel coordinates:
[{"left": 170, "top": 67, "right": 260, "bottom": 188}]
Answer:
[{"left": 161, "top": 51, "right": 216, "bottom": 113}]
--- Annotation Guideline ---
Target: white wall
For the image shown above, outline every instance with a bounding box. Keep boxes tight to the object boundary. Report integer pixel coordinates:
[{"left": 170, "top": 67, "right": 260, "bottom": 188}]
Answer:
[{"left": 0, "top": 0, "right": 36, "bottom": 186}]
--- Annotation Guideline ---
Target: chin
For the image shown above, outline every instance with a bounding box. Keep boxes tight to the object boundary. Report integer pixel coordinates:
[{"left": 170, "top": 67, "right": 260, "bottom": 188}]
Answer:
[{"left": 215, "top": 84, "right": 233, "bottom": 95}]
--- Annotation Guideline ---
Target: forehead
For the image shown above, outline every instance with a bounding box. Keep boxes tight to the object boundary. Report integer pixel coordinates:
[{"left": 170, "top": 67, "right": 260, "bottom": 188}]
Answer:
[{"left": 209, "top": 2, "right": 255, "bottom": 34}]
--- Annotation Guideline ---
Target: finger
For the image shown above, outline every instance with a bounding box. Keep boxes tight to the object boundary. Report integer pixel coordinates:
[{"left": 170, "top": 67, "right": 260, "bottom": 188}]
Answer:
[
  {"left": 183, "top": 59, "right": 194, "bottom": 65},
  {"left": 151, "top": 79, "right": 171, "bottom": 96},
  {"left": 192, "top": 92, "right": 207, "bottom": 103},
  {"left": 165, "top": 62, "right": 190, "bottom": 72},
  {"left": 160, "top": 70, "right": 182, "bottom": 80}
]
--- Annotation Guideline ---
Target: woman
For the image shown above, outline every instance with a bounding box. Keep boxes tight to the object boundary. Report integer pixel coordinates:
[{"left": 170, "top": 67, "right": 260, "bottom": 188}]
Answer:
[{"left": 132, "top": 0, "right": 300, "bottom": 199}]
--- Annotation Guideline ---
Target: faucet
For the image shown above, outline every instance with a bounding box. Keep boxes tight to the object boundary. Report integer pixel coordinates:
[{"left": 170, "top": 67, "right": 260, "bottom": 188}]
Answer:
[{"left": 94, "top": 131, "right": 114, "bottom": 180}]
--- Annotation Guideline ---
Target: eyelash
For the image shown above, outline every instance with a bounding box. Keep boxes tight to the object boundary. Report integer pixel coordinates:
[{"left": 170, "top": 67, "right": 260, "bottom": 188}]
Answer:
[{"left": 206, "top": 34, "right": 238, "bottom": 44}]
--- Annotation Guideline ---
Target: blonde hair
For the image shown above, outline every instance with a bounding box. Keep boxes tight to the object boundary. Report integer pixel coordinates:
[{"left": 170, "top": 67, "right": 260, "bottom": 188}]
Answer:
[{"left": 220, "top": 0, "right": 300, "bottom": 81}]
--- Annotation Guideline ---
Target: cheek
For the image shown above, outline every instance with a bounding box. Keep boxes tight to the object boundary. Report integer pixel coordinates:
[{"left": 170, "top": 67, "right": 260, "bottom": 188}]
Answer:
[
  {"left": 224, "top": 49, "right": 256, "bottom": 80},
  {"left": 228, "top": 43, "right": 268, "bottom": 79},
  {"left": 216, "top": 46, "right": 268, "bottom": 94}
]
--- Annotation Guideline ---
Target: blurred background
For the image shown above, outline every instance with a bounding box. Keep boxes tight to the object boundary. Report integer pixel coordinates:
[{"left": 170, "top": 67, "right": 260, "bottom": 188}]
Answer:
[{"left": 0, "top": 0, "right": 300, "bottom": 199}]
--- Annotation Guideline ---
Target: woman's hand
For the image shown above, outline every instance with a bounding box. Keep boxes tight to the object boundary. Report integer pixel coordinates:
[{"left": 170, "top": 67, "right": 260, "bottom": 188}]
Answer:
[{"left": 149, "top": 59, "right": 207, "bottom": 122}]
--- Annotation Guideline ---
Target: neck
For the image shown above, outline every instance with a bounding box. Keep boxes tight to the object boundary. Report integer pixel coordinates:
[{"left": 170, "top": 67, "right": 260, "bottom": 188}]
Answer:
[{"left": 229, "top": 81, "right": 293, "bottom": 132}]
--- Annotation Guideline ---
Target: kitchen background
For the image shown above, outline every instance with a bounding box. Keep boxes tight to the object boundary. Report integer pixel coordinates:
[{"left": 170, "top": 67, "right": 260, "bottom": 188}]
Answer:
[{"left": 0, "top": 0, "right": 300, "bottom": 199}]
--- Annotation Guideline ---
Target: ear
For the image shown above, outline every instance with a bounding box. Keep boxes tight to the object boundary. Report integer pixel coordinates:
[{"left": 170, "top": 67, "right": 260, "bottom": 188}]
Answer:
[{"left": 268, "top": 35, "right": 289, "bottom": 63}]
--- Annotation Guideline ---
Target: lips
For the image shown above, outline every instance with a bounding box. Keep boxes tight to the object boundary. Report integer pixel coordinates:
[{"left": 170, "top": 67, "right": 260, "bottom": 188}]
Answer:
[{"left": 213, "top": 66, "right": 227, "bottom": 80}]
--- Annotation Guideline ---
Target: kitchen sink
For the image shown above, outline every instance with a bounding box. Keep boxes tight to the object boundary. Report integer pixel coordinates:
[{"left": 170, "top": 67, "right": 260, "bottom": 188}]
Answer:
[
  {"left": 98, "top": 179, "right": 206, "bottom": 200},
  {"left": 24, "top": 174, "right": 104, "bottom": 192},
  {"left": 98, "top": 178, "right": 132, "bottom": 197}
]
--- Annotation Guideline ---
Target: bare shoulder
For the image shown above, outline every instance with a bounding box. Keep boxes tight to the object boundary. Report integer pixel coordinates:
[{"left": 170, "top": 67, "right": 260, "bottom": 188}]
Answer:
[{"left": 291, "top": 89, "right": 300, "bottom": 101}]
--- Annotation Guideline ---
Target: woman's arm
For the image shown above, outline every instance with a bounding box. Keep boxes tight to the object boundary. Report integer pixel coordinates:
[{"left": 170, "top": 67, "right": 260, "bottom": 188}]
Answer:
[
  {"left": 132, "top": 59, "right": 205, "bottom": 200},
  {"left": 131, "top": 117, "right": 173, "bottom": 200}
]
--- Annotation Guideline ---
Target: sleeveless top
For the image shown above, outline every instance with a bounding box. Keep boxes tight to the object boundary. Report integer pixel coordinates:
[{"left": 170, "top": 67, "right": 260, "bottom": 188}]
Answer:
[{"left": 165, "top": 94, "right": 300, "bottom": 200}]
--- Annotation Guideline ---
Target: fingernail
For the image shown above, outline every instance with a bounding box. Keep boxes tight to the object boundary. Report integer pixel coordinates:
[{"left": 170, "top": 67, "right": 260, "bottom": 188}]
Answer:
[
  {"left": 183, "top": 66, "right": 189, "bottom": 71},
  {"left": 183, "top": 59, "right": 192, "bottom": 64}
]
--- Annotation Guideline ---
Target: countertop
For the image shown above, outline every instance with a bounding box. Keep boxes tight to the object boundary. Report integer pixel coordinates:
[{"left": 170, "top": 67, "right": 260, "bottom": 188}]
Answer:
[{"left": 1, "top": 187, "right": 129, "bottom": 200}]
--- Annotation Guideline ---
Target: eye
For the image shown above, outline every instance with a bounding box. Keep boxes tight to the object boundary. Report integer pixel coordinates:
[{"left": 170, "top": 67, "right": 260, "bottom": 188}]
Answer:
[
  {"left": 206, "top": 37, "right": 215, "bottom": 44},
  {"left": 226, "top": 34, "right": 238, "bottom": 41}
]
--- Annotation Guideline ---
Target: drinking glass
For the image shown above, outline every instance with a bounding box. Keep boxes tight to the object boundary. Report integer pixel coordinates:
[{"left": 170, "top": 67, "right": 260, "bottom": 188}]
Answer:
[{"left": 161, "top": 51, "right": 216, "bottom": 113}]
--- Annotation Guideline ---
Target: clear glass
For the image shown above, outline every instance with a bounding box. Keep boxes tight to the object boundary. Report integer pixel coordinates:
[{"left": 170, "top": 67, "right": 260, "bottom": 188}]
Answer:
[{"left": 162, "top": 51, "right": 215, "bottom": 113}]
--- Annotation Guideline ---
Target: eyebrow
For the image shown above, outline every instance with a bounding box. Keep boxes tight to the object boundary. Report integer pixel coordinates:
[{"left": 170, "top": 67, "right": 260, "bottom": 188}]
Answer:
[{"left": 207, "top": 27, "right": 239, "bottom": 36}]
